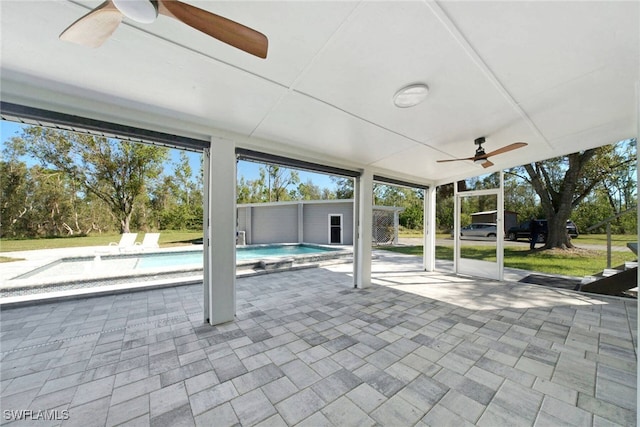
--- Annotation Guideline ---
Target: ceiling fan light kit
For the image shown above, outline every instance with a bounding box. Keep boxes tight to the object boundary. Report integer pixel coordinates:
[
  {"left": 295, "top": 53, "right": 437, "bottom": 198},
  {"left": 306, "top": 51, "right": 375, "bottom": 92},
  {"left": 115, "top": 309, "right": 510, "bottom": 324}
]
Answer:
[{"left": 393, "top": 83, "right": 429, "bottom": 108}]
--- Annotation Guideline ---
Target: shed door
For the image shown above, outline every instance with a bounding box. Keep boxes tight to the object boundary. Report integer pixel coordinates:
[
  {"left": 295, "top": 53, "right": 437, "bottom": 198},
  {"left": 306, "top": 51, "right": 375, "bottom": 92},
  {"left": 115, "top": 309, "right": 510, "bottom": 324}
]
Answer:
[{"left": 329, "top": 214, "right": 343, "bottom": 244}]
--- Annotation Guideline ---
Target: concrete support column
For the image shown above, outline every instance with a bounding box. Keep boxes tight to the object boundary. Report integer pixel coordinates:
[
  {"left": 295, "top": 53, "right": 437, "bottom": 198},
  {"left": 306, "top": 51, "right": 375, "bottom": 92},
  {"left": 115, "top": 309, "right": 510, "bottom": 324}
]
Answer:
[
  {"left": 202, "top": 148, "right": 211, "bottom": 323},
  {"left": 423, "top": 186, "right": 436, "bottom": 271},
  {"left": 356, "top": 170, "right": 373, "bottom": 288},
  {"left": 206, "top": 136, "right": 236, "bottom": 325}
]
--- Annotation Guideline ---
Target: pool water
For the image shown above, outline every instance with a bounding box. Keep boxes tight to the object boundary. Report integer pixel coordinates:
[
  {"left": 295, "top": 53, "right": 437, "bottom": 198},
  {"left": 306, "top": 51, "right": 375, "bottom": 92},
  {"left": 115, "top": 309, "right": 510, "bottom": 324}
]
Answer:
[{"left": 135, "top": 244, "right": 339, "bottom": 269}]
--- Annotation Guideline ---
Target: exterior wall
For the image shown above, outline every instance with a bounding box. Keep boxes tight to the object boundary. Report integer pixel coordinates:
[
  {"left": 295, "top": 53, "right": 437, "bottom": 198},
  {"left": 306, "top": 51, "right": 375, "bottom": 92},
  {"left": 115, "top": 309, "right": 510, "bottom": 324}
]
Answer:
[
  {"left": 237, "top": 200, "right": 398, "bottom": 246},
  {"left": 249, "top": 204, "right": 298, "bottom": 244},
  {"left": 303, "top": 202, "right": 354, "bottom": 245},
  {"left": 237, "top": 208, "right": 247, "bottom": 233}
]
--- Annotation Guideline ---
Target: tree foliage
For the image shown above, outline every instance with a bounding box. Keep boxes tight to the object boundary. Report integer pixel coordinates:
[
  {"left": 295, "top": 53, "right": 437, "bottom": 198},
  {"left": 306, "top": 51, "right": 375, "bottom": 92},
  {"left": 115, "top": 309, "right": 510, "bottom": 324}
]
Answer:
[
  {"left": 512, "top": 140, "right": 636, "bottom": 249},
  {"left": 6, "top": 127, "right": 168, "bottom": 233},
  {"left": 8, "top": 125, "right": 632, "bottom": 242}
]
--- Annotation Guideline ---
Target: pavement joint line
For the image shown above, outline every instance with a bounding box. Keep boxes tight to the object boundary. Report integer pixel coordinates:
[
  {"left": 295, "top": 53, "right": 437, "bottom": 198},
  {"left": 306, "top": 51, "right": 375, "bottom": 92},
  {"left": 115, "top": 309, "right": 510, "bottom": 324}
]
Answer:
[{"left": 0, "top": 310, "right": 202, "bottom": 355}]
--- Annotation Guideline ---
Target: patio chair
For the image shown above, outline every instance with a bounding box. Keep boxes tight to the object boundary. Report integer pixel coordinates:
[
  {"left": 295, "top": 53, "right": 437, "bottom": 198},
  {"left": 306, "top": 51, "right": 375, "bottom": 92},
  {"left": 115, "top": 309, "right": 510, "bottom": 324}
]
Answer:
[
  {"left": 94, "top": 232, "right": 138, "bottom": 258},
  {"left": 129, "top": 232, "right": 160, "bottom": 252}
]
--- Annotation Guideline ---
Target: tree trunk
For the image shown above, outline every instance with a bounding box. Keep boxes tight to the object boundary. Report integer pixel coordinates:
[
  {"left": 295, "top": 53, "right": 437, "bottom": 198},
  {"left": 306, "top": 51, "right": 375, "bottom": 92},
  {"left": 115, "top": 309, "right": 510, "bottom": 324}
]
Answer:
[
  {"left": 120, "top": 215, "right": 131, "bottom": 233},
  {"left": 524, "top": 149, "right": 597, "bottom": 250},
  {"left": 544, "top": 215, "right": 573, "bottom": 249}
]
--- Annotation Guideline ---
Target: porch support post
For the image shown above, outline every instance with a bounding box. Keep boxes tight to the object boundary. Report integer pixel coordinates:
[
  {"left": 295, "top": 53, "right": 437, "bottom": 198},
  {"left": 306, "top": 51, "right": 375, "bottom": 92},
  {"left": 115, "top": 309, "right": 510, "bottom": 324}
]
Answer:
[
  {"left": 356, "top": 169, "right": 373, "bottom": 288},
  {"left": 206, "top": 136, "right": 236, "bottom": 325},
  {"left": 423, "top": 186, "right": 436, "bottom": 271},
  {"left": 202, "top": 148, "right": 210, "bottom": 323}
]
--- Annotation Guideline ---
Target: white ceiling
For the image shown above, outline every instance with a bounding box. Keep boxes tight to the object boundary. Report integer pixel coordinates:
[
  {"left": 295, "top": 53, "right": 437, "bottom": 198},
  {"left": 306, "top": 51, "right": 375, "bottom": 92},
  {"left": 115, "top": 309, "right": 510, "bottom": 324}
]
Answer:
[{"left": 1, "top": 0, "right": 637, "bottom": 185}]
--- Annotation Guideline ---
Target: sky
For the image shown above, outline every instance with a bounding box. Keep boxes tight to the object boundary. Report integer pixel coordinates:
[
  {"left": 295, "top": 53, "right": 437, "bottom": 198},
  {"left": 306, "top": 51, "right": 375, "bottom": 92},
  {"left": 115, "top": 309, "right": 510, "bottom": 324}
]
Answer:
[{"left": 0, "top": 120, "right": 338, "bottom": 191}]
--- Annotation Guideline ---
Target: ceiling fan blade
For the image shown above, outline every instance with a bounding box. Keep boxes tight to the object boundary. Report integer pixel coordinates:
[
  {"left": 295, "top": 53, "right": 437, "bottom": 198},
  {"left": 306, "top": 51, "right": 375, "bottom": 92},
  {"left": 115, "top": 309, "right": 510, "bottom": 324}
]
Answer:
[
  {"left": 437, "top": 157, "right": 475, "bottom": 163},
  {"left": 157, "top": 0, "right": 268, "bottom": 58},
  {"left": 484, "top": 142, "right": 527, "bottom": 158},
  {"left": 59, "top": 0, "right": 123, "bottom": 48}
]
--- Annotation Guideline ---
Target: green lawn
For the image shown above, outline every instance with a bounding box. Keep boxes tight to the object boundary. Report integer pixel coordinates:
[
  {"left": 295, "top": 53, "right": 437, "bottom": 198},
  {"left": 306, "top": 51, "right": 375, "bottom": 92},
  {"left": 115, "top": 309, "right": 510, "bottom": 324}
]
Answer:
[
  {"left": 381, "top": 245, "right": 637, "bottom": 277},
  {"left": 570, "top": 234, "right": 637, "bottom": 246},
  {"left": 0, "top": 230, "right": 203, "bottom": 253}
]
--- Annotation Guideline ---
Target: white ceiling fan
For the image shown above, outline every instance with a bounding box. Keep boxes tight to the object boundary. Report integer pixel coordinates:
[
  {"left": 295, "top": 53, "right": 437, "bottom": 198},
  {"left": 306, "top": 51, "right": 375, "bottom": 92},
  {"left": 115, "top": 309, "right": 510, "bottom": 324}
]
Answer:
[{"left": 60, "top": 0, "right": 268, "bottom": 58}]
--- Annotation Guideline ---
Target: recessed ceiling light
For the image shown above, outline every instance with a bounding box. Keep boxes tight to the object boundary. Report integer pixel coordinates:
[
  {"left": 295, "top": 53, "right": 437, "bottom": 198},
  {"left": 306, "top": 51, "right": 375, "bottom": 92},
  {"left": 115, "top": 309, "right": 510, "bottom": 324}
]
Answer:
[
  {"left": 113, "top": 0, "right": 158, "bottom": 23},
  {"left": 393, "top": 83, "right": 429, "bottom": 108}
]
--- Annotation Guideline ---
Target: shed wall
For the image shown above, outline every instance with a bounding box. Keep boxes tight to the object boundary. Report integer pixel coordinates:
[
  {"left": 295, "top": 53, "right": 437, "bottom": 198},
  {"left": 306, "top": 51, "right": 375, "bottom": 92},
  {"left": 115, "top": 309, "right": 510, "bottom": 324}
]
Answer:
[
  {"left": 250, "top": 205, "right": 298, "bottom": 244},
  {"left": 303, "top": 202, "right": 354, "bottom": 245}
]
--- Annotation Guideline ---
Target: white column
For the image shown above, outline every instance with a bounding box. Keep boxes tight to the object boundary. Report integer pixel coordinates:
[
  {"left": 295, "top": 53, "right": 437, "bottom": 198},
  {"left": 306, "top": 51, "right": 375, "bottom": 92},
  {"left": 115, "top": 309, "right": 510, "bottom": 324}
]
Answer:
[
  {"left": 356, "top": 169, "right": 373, "bottom": 288},
  {"left": 202, "top": 148, "right": 210, "bottom": 323},
  {"left": 352, "top": 184, "right": 360, "bottom": 287},
  {"left": 206, "top": 136, "right": 236, "bottom": 325},
  {"left": 423, "top": 187, "right": 436, "bottom": 271},
  {"left": 497, "top": 172, "right": 505, "bottom": 280},
  {"left": 635, "top": 81, "right": 639, "bottom": 427},
  {"left": 453, "top": 182, "right": 459, "bottom": 273}
]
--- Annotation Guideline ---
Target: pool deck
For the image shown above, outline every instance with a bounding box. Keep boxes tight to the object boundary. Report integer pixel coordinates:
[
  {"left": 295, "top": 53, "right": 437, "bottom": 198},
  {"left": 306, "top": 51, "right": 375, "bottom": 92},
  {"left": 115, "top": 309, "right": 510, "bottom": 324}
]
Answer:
[{"left": 0, "top": 251, "right": 636, "bottom": 426}]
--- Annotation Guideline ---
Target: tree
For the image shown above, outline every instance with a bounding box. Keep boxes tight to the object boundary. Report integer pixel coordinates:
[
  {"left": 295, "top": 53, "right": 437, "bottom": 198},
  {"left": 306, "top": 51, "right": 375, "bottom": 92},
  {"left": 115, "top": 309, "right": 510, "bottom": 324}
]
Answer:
[
  {"left": 264, "top": 165, "right": 299, "bottom": 202},
  {"left": 513, "top": 140, "right": 636, "bottom": 249},
  {"left": 374, "top": 184, "right": 424, "bottom": 230},
  {"left": 7, "top": 127, "right": 168, "bottom": 233},
  {"left": 331, "top": 176, "right": 354, "bottom": 199},
  {"left": 296, "top": 179, "right": 323, "bottom": 200},
  {"left": 0, "top": 160, "right": 30, "bottom": 237},
  {"left": 150, "top": 152, "right": 203, "bottom": 230}
]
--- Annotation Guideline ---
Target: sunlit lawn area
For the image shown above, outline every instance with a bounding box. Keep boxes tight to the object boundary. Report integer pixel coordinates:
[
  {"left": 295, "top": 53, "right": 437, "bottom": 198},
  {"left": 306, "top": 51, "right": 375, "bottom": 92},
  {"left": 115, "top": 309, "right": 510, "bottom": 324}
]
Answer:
[
  {"left": 381, "top": 244, "right": 637, "bottom": 277},
  {"left": 0, "top": 230, "right": 202, "bottom": 253},
  {"left": 400, "top": 229, "right": 637, "bottom": 247},
  {"left": 570, "top": 234, "right": 637, "bottom": 246}
]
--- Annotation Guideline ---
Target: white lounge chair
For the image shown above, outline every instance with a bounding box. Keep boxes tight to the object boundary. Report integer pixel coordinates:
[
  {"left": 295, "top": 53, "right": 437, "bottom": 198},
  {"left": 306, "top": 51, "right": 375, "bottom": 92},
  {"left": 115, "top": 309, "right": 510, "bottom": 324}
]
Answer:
[
  {"left": 95, "top": 232, "right": 138, "bottom": 258},
  {"left": 126, "top": 232, "right": 160, "bottom": 252}
]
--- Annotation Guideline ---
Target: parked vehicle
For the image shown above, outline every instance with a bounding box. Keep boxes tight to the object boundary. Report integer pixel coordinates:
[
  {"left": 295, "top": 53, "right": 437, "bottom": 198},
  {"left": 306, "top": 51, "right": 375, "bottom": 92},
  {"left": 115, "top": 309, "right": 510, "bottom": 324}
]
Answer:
[
  {"left": 507, "top": 219, "right": 578, "bottom": 242},
  {"left": 456, "top": 223, "right": 498, "bottom": 239}
]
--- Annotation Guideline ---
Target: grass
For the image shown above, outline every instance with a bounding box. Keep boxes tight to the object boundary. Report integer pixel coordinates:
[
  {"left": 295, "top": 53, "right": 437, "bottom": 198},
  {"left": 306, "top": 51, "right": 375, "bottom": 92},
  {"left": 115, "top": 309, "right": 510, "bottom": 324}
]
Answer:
[
  {"left": 0, "top": 230, "right": 203, "bottom": 253},
  {"left": 381, "top": 245, "right": 637, "bottom": 277},
  {"left": 570, "top": 234, "right": 637, "bottom": 246}
]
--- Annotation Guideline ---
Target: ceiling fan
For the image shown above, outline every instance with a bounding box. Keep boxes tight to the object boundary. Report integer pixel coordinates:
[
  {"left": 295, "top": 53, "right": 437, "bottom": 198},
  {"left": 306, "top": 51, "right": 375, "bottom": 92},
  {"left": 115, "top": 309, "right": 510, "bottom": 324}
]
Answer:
[
  {"left": 59, "top": 0, "right": 268, "bottom": 58},
  {"left": 437, "top": 137, "right": 527, "bottom": 169}
]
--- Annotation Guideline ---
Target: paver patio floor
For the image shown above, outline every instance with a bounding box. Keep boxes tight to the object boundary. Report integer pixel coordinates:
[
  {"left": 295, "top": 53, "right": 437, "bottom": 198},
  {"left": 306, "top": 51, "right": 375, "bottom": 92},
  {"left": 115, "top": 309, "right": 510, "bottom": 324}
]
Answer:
[{"left": 1, "top": 254, "right": 637, "bottom": 426}]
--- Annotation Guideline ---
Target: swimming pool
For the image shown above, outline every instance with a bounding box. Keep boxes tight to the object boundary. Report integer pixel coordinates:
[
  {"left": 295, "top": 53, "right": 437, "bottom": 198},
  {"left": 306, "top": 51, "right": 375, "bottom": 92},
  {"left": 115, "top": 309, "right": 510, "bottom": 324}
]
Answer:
[
  {"left": 9, "top": 243, "right": 351, "bottom": 283},
  {"left": 136, "top": 244, "right": 342, "bottom": 268}
]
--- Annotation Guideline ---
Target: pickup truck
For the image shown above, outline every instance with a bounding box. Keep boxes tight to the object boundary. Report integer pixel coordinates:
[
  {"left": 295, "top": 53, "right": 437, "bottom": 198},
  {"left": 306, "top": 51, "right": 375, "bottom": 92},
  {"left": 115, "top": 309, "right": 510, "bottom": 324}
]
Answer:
[{"left": 507, "top": 219, "right": 578, "bottom": 242}]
